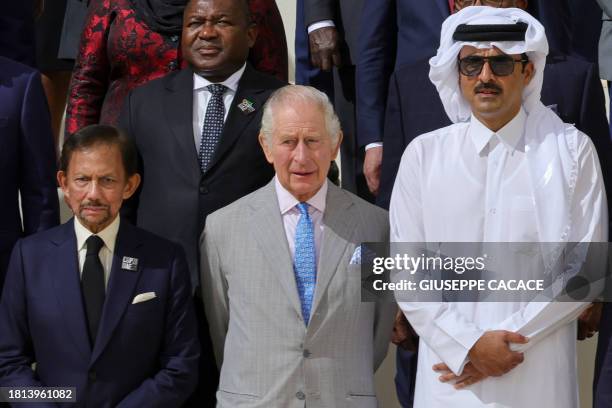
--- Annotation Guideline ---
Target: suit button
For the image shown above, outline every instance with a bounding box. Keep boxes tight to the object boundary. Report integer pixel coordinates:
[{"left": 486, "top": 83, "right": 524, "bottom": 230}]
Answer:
[
  {"left": 168, "top": 61, "right": 178, "bottom": 70},
  {"left": 199, "top": 185, "right": 208, "bottom": 194},
  {"left": 88, "top": 371, "right": 97, "bottom": 381},
  {"left": 303, "top": 349, "right": 311, "bottom": 358},
  {"left": 296, "top": 391, "right": 305, "bottom": 400}
]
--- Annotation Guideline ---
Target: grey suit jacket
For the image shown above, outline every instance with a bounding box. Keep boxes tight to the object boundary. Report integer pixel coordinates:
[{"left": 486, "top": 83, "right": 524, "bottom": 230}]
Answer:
[
  {"left": 201, "top": 180, "right": 394, "bottom": 408},
  {"left": 597, "top": 0, "right": 612, "bottom": 79}
]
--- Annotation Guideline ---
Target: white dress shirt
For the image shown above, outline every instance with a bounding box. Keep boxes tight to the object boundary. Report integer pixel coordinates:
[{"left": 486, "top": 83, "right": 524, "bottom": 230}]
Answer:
[
  {"left": 275, "top": 176, "right": 327, "bottom": 266},
  {"left": 390, "top": 109, "right": 606, "bottom": 408},
  {"left": 74, "top": 215, "right": 120, "bottom": 290},
  {"left": 192, "top": 63, "right": 246, "bottom": 150}
]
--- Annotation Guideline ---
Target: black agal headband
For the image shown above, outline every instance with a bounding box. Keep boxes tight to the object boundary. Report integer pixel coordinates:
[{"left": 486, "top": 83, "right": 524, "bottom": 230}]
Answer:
[{"left": 452, "top": 22, "right": 528, "bottom": 42}]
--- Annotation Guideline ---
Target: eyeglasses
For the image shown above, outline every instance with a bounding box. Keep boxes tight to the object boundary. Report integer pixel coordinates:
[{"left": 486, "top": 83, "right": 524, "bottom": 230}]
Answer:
[
  {"left": 455, "top": 0, "right": 508, "bottom": 9},
  {"left": 458, "top": 54, "right": 529, "bottom": 77}
]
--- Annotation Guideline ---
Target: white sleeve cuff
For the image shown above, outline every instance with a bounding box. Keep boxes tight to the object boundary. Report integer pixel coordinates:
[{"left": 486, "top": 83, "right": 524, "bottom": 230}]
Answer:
[
  {"left": 308, "top": 20, "right": 336, "bottom": 34},
  {"left": 365, "top": 142, "right": 383, "bottom": 151}
]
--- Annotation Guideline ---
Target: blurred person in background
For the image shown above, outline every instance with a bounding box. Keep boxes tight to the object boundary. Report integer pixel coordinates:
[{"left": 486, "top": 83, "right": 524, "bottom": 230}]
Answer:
[{"left": 36, "top": 0, "right": 89, "bottom": 150}]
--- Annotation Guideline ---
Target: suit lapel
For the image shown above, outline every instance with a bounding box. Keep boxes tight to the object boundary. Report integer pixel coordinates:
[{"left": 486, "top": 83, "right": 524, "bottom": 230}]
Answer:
[
  {"left": 206, "top": 65, "right": 267, "bottom": 172},
  {"left": 163, "top": 68, "right": 201, "bottom": 180},
  {"left": 51, "top": 220, "right": 91, "bottom": 360},
  {"left": 311, "top": 184, "right": 357, "bottom": 316},
  {"left": 91, "top": 220, "right": 144, "bottom": 364},
  {"left": 249, "top": 181, "right": 303, "bottom": 317}
]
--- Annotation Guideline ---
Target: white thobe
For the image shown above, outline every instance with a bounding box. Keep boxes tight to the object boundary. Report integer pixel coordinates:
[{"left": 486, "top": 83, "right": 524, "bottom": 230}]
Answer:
[{"left": 390, "top": 109, "right": 607, "bottom": 408}]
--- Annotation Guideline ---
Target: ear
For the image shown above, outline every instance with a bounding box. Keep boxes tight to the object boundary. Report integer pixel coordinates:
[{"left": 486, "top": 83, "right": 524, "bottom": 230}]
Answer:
[
  {"left": 57, "top": 171, "right": 69, "bottom": 197},
  {"left": 247, "top": 24, "right": 258, "bottom": 49},
  {"left": 331, "top": 131, "right": 343, "bottom": 160},
  {"left": 122, "top": 173, "right": 141, "bottom": 200},
  {"left": 258, "top": 132, "right": 274, "bottom": 164},
  {"left": 523, "top": 61, "right": 535, "bottom": 85}
]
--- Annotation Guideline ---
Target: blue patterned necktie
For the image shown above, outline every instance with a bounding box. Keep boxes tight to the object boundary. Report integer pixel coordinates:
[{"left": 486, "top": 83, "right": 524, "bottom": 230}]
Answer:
[
  {"left": 293, "top": 202, "right": 317, "bottom": 325},
  {"left": 198, "top": 83, "right": 227, "bottom": 173}
]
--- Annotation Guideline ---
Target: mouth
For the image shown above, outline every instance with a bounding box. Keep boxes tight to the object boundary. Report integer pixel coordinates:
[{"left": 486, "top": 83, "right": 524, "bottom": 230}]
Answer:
[
  {"left": 292, "top": 171, "right": 315, "bottom": 178},
  {"left": 477, "top": 89, "right": 500, "bottom": 95},
  {"left": 81, "top": 206, "right": 108, "bottom": 214},
  {"left": 475, "top": 86, "right": 501, "bottom": 96},
  {"left": 196, "top": 46, "right": 221, "bottom": 56}
]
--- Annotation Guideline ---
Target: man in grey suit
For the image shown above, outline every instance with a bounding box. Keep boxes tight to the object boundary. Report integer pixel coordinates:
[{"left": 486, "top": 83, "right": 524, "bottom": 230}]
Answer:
[{"left": 201, "top": 85, "right": 394, "bottom": 407}]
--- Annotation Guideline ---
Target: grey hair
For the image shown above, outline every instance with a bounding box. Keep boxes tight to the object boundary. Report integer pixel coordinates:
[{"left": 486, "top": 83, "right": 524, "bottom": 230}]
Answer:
[{"left": 260, "top": 85, "right": 342, "bottom": 145}]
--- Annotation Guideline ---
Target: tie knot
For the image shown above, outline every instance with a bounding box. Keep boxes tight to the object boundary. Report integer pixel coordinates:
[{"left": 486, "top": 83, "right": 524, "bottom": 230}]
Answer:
[
  {"left": 297, "top": 202, "right": 310, "bottom": 216},
  {"left": 207, "top": 84, "right": 227, "bottom": 97},
  {"left": 86, "top": 235, "right": 104, "bottom": 255}
]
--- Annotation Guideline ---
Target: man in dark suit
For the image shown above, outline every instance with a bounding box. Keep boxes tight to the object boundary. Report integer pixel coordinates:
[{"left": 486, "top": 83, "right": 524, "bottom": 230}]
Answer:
[
  {"left": 356, "top": 0, "right": 449, "bottom": 197},
  {"left": 302, "top": 0, "right": 370, "bottom": 199},
  {"left": 0, "top": 56, "right": 59, "bottom": 293},
  {"left": 0, "top": 125, "right": 199, "bottom": 406},
  {"left": 118, "top": 0, "right": 285, "bottom": 403}
]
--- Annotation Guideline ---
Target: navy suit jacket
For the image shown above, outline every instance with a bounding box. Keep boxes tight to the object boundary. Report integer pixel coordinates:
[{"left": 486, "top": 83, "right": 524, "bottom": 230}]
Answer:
[
  {"left": 356, "top": 0, "right": 448, "bottom": 147},
  {"left": 378, "top": 53, "right": 611, "bottom": 212},
  {"left": 0, "top": 218, "right": 200, "bottom": 407},
  {"left": 0, "top": 56, "right": 59, "bottom": 291}
]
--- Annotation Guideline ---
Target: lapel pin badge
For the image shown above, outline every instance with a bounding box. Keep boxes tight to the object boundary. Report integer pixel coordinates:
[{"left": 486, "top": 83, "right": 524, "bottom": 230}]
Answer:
[
  {"left": 121, "top": 256, "right": 139, "bottom": 271},
  {"left": 237, "top": 98, "right": 256, "bottom": 114}
]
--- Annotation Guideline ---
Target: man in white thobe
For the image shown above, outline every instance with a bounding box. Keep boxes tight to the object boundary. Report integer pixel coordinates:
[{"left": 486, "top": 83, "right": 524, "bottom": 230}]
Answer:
[{"left": 390, "top": 6, "right": 608, "bottom": 408}]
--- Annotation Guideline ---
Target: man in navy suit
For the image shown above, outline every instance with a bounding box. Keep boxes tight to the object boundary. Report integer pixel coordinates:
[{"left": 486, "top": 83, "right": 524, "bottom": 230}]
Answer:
[
  {"left": 356, "top": 0, "right": 449, "bottom": 197},
  {"left": 0, "top": 56, "right": 59, "bottom": 294},
  {"left": 0, "top": 125, "right": 199, "bottom": 406}
]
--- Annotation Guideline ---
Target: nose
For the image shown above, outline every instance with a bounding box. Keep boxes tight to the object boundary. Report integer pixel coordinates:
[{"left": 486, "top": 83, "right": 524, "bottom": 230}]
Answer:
[
  {"left": 197, "top": 22, "right": 217, "bottom": 40},
  {"left": 478, "top": 60, "right": 494, "bottom": 82},
  {"left": 86, "top": 180, "right": 102, "bottom": 200},
  {"left": 293, "top": 139, "right": 309, "bottom": 163}
]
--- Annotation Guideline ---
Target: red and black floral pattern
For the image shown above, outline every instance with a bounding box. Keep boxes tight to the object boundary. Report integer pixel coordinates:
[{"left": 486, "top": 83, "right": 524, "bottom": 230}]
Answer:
[{"left": 65, "top": 0, "right": 288, "bottom": 136}]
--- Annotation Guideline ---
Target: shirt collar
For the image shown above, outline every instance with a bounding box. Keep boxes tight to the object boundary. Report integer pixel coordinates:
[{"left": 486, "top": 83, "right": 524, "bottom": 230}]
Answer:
[
  {"left": 193, "top": 63, "right": 246, "bottom": 92},
  {"left": 274, "top": 176, "right": 328, "bottom": 215},
  {"left": 469, "top": 107, "right": 527, "bottom": 154},
  {"left": 74, "top": 215, "right": 120, "bottom": 253}
]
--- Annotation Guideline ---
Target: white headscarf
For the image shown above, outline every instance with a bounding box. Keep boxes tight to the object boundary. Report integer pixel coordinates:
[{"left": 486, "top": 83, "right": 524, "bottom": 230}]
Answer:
[
  {"left": 429, "top": 6, "right": 548, "bottom": 123},
  {"left": 429, "top": 7, "right": 606, "bottom": 268}
]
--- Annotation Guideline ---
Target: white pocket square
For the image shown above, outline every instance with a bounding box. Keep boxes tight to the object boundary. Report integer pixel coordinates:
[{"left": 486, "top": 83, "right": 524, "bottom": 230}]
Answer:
[
  {"left": 132, "top": 292, "right": 156, "bottom": 304},
  {"left": 349, "top": 246, "right": 362, "bottom": 265}
]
